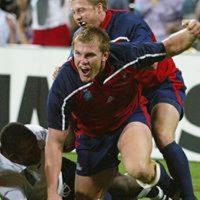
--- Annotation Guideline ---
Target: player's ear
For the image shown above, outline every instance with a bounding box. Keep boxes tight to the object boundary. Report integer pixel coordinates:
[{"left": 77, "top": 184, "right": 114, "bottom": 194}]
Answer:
[
  {"left": 102, "top": 52, "right": 109, "bottom": 62},
  {"left": 96, "top": 2, "right": 104, "bottom": 14}
]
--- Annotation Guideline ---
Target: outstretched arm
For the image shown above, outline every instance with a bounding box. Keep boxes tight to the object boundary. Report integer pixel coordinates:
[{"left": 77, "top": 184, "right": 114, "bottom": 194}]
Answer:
[
  {"left": 110, "top": 19, "right": 199, "bottom": 71},
  {"left": 163, "top": 19, "right": 200, "bottom": 57}
]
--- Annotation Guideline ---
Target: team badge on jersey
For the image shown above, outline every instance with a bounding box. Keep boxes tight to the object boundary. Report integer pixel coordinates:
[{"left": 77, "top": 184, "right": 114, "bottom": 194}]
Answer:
[
  {"left": 83, "top": 89, "right": 93, "bottom": 101},
  {"left": 106, "top": 96, "right": 114, "bottom": 103}
]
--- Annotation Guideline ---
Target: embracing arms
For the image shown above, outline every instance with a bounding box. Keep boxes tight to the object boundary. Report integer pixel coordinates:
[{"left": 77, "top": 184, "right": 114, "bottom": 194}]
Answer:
[{"left": 163, "top": 19, "right": 200, "bottom": 57}]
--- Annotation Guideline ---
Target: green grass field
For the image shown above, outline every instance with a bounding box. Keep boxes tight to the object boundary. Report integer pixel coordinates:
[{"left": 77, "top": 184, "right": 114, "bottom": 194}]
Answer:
[{"left": 65, "top": 152, "right": 200, "bottom": 199}]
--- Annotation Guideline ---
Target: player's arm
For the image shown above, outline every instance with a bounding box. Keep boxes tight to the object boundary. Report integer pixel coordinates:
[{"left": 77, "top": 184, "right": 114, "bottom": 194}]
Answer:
[
  {"left": 45, "top": 128, "right": 67, "bottom": 200},
  {"left": 46, "top": 71, "right": 73, "bottom": 200},
  {"left": 163, "top": 19, "right": 200, "bottom": 57},
  {"left": 113, "top": 19, "right": 200, "bottom": 69}
]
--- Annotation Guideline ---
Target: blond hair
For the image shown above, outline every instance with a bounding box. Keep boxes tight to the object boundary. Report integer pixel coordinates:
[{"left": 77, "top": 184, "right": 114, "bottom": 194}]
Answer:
[
  {"left": 73, "top": 26, "right": 110, "bottom": 53},
  {"left": 71, "top": 0, "right": 107, "bottom": 11}
]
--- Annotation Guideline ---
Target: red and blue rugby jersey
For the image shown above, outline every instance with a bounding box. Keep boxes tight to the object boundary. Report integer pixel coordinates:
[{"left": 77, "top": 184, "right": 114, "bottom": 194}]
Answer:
[
  {"left": 48, "top": 42, "right": 166, "bottom": 137},
  {"left": 101, "top": 10, "right": 184, "bottom": 92}
]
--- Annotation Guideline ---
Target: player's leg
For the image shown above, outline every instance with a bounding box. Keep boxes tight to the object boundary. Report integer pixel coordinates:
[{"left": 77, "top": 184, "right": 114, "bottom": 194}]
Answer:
[
  {"left": 74, "top": 132, "right": 121, "bottom": 200},
  {"left": 149, "top": 71, "right": 195, "bottom": 199},
  {"left": 109, "top": 170, "right": 177, "bottom": 200},
  {"left": 151, "top": 102, "right": 195, "bottom": 199},
  {"left": 61, "top": 156, "right": 115, "bottom": 200},
  {"left": 117, "top": 107, "right": 175, "bottom": 199},
  {"left": 118, "top": 121, "right": 156, "bottom": 184},
  {"left": 75, "top": 168, "right": 116, "bottom": 200}
]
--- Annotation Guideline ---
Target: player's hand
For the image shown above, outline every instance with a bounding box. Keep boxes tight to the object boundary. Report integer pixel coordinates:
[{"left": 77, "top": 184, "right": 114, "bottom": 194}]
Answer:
[
  {"left": 52, "top": 66, "right": 61, "bottom": 80},
  {"left": 182, "top": 19, "right": 200, "bottom": 38},
  {"left": 47, "top": 193, "right": 62, "bottom": 200}
]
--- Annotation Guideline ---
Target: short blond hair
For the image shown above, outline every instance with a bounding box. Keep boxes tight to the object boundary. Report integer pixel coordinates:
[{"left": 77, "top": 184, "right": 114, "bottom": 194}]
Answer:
[
  {"left": 71, "top": 0, "right": 107, "bottom": 11},
  {"left": 73, "top": 26, "right": 110, "bottom": 53}
]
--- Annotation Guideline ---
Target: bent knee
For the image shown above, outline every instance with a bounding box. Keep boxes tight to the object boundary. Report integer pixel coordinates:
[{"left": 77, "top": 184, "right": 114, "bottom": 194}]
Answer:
[{"left": 125, "top": 161, "right": 154, "bottom": 183}]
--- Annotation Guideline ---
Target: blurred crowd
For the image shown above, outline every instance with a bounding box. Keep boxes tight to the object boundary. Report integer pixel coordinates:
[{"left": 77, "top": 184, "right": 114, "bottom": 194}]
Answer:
[{"left": 0, "top": 0, "right": 200, "bottom": 50}]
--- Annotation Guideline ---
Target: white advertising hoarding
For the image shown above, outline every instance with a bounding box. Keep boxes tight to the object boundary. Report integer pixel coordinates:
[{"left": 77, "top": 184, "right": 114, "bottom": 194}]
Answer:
[{"left": 0, "top": 45, "right": 199, "bottom": 161}]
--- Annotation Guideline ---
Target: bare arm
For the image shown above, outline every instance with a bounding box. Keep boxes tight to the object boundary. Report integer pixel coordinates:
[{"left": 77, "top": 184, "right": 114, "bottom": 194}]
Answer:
[
  {"left": 6, "top": 14, "right": 17, "bottom": 44},
  {"left": 17, "top": 0, "right": 30, "bottom": 44},
  {"left": 45, "top": 128, "right": 67, "bottom": 200},
  {"left": 163, "top": 19, "right": 200, "bottom": 57}
]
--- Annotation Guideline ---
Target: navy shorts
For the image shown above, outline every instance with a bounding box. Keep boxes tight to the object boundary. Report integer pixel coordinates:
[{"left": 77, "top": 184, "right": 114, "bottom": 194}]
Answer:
[
  {"left": 75, "top": 105, "right": 150, "bottom": 176},
  {"left": 146, "top": 71, "right": 186, "bottom": 120}
]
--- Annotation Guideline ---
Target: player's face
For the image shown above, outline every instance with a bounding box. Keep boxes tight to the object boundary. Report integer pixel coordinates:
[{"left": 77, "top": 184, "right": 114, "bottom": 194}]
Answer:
[
  {"left": 74, "top": 38, "right": 108, "bottom": 82},
  {"left": 71, "top": 0, "right": 103, "bottom": 27},
  {"left": 18, "top": 137, "right": 41, "bottom": 166},
  {"left": 5, "top": 137, "right": 41, "bottom": 166}
]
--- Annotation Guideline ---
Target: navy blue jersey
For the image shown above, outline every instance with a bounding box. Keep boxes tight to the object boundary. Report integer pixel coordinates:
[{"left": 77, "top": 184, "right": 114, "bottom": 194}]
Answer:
[
  {"left": 101, "top": 10, "right": 154, "bottom": 44},
  {"left": 100, "top": 10, "right": 182, "bottom": 91},
  {"left": 48, "top": 42, "right": 166, "bottom": 137},
  {"left": 100, "top": 10, "right": 186, "bottom": 117}
]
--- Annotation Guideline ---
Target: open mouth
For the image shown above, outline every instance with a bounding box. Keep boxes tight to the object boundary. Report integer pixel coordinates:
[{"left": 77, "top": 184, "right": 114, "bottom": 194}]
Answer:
[
  {"left": 79, "top": 21, "right": 86, "bottom": 27},
  {"left": 80, "top": 67, "right": 90, "bottom": 76}
]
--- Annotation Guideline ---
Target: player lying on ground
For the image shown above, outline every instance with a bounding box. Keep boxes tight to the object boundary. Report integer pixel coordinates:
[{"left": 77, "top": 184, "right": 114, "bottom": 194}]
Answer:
[{"left": 0, "top": 123, "right": 75, "bottom": 200}]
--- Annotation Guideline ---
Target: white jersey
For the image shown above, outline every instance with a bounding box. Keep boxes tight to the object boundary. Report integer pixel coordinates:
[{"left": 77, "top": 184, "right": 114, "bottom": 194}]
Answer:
[
  {"left": 0, "top": 187, "right": 27, "bottom": 200},
  {"left": 0, "top": 125, "right": 48, "bottom": 200}
]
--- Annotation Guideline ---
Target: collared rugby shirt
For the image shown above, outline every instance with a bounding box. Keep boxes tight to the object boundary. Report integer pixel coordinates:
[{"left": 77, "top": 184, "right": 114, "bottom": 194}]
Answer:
[{"left": 48, "top": 42, "right": 166, "bottom": 137}]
